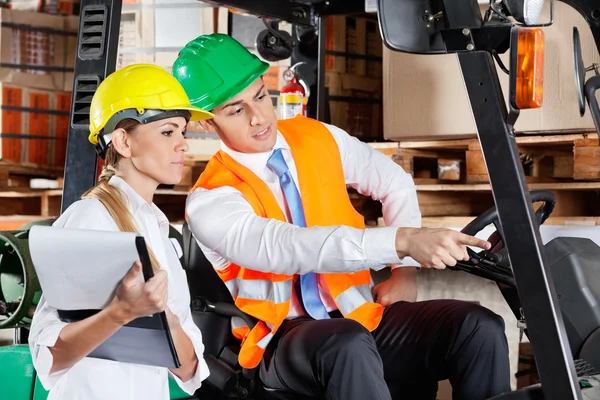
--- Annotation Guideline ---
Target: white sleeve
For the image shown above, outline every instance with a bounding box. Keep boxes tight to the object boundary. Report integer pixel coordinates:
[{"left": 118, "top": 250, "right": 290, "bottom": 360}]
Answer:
[
  {"left": 28, "top": 295, "right": 70, "bottom": 390},
  {"left": 28, "top": 199, "right": 119, "bottom": 390},
  {"left": 167, "top": 268, "right": 210, "bottom": 394},
  {"left": 324, "top": 123, "right": 422, "bottom": 267},
  {"left": 186, "top": 186, "right": 401, "bottom": 275}
]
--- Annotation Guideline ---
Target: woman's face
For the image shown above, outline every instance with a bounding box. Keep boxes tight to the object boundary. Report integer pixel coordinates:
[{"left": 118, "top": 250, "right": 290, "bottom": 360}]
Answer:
[{"left": 121, "top": 116, "right": 190, "bottom": 186}]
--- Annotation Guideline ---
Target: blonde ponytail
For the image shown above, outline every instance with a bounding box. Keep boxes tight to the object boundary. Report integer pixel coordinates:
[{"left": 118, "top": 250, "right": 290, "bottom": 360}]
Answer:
[{"left": 82, "top": 120, "right": 161, "bottom": 272}]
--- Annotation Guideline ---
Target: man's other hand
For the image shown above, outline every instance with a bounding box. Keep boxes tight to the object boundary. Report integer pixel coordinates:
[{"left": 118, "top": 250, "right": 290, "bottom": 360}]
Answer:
[{"left": 372, "top": 267, "right": 418, "bottom": 306}]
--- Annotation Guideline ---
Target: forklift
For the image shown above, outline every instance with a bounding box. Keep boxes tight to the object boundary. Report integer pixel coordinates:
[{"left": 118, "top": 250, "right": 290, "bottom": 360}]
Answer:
[{"left": 2, "top": 0, "right": 600, "bottom": 399}]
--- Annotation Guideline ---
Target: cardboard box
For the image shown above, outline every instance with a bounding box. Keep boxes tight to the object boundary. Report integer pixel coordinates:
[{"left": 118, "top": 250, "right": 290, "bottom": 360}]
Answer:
[
  {"left": 326, "top": 72, "right": 382, "bottom": 97},
  {"left": 326, "top": 15, "right": 372, "bottom": 76},
  {"left": 366, "top": 19, "right": 383, "bottom": 58},
  {"left": 0, "top": 9, "right": 70, "bottom": 91},
  {"left": 117, "top": 6, "right": 216, "bottom": 72},
  {"left": 325, "top": 16, "right": 346, "bottom": 73},
  {"left": 0, "top": 83, "right": 71, "bottom": 166},
  {"left": 57, "top": 0, "right": 80, "bottom": 16},
  {"left": 345, "top": 17, "right": 366, "bottom": 76},
  {"left": 326, "top": 72, "right": 382, "bottom": 139},
  {"left": 329, "top": 101, "right": 381, "bottom": 140},
  {"left": 365, "top": 19, "right": 383, "bottom": 79},
  {"left": 383, "top": 2, "right": 600, "bottom": 141},
  {"left": 7, "top": 0, "right": 80, "bottom": 15}
]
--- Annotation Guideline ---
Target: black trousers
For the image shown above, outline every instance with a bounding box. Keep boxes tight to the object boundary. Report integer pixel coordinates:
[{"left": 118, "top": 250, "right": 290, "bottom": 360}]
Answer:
[{"left": 258, "top": 300, "right": 511, "bottom": 400}]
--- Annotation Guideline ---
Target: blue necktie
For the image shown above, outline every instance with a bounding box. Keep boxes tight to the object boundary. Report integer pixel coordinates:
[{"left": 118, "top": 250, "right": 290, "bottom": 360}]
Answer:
[{"left": 267, "top": 148, "right": 330, "bottom": 320}]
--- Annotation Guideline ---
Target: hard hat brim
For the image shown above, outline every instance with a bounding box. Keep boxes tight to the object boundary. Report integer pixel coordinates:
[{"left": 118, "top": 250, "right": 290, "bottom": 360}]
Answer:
[
  {"left": 88, "top": 105, "right": 214, "bottom": 145},
  {"left": 171, "top": 104, "right": 215, "bottom": 122}
]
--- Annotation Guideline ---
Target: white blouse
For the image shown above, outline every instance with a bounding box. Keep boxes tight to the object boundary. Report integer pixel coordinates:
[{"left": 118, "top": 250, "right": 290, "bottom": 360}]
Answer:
[{"left": 28, "top": 176, "right": 210, "bottom": 400}]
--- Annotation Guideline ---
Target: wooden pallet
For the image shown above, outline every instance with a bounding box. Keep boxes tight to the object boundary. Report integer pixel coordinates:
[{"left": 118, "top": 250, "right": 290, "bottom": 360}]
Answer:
[
  {"left": 379, "top": 215, "right": 600, "bottom": 228},
  {"left": 352, "top": 179, "right": 600, "bottom": 224},
  {"left": 393, "top": 148, "right": 465, "bottom": 181},
  {"left": 0, "top": 188, "right": 191, "bottom": 225},
  {"left": 0, "top": 189, "right": 62, "bottom": 218},
  {"left": 396, "top": 132, "right": 600, "bottom": 184},
  {"left": 0, "top": 162, "right": 63, "bottom": 189},
  {"left": 415, "top": 182, "right": 600, "bottom": 218}
]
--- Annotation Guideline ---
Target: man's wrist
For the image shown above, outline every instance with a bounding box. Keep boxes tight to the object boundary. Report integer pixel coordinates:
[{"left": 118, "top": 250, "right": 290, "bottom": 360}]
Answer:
[{"left": 394, "top": 227, "right": 416, "bottom": 259}]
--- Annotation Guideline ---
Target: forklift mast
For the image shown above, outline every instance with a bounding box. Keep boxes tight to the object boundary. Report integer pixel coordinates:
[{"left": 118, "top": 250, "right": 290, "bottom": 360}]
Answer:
[{"left": 62, "top": 1, "right": 600, "bottom": 399}]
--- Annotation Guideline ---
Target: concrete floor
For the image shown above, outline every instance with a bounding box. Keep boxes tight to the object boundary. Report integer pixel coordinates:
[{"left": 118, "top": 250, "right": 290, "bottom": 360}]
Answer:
[{"left": 0, "top": 328, "right": 14, "bottom": 346}]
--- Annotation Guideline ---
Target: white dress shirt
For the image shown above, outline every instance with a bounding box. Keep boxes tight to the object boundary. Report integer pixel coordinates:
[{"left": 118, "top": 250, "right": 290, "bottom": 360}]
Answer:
[
  {"left": 28, "top": 176, "right": 210, "bottom": 400},
  {"left": 186, "top": 122, "right": 422, "bottom": 319}
]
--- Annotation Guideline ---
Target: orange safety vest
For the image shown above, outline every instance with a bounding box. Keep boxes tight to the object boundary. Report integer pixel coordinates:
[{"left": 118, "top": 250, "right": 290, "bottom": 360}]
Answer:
[{"left": 190, "top": 115, "right": 385, "bottom": 368}]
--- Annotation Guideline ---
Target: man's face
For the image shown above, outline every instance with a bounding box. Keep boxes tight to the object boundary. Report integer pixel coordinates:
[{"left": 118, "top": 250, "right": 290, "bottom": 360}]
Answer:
[{"left": 206, "top": 78, "right": 278, "bottom": 154}]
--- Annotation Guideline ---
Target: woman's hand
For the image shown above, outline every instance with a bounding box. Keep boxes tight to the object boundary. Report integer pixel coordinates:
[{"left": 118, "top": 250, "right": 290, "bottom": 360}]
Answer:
[{"left": 108, "top": 261, "right": 168, "bottom": 324}]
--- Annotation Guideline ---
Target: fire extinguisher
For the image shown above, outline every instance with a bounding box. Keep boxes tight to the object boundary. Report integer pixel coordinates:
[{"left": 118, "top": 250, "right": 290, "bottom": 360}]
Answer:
[{"left": 279, "top": 62, "right": 310, "bottom": 120}]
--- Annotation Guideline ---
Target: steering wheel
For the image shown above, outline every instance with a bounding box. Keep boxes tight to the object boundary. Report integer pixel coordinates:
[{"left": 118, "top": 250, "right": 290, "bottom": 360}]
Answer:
[{"left": 449, "top": 190, "right": 556, "bottom": 286}]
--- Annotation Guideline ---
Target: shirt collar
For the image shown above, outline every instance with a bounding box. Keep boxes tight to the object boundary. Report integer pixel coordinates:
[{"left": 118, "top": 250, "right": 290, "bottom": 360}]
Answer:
[
  {"left": 107, "top": 175, "right": 170, "bottom": 232},
  {"left": 220, "top": 131, "right": 290, "bottom": 178}
]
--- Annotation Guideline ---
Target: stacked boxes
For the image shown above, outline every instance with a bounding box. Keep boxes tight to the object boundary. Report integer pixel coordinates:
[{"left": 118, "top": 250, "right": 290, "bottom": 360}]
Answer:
[
  {"left": 5, "top": 0, "right": 80, "bottom": 16},
  {"left": 0, "top": 8, "right": 75, "bottom": 166},
  {"left": 365, "top": 19, "right": 382, "bottom": 79},
  {"left": 326, "top": 72, "right": 382, "bottom": 141},
  {"left": 0, "top": 84, "right": 71, "bottom": 166},
  {"left": 325, "top": 15, "right": 382, "bottom": 78},
  {"left": 325, "top": 15, "right": 383, "bottom": 140},
  {"left": 117, "top": 2, "right": 217, "bottom": 73}
]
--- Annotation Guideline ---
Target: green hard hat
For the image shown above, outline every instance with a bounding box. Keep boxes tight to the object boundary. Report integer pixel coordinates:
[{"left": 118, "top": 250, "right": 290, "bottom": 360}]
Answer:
[{"left": 172, "top": 33, "right": 270, "bottom": 111}]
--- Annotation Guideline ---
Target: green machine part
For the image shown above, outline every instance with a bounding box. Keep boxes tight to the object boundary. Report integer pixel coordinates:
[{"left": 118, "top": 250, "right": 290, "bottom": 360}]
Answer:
[
  {"left": 0, "top": 345, "right": 195, "bottom": 400},
  {"left": 0, "top": 345, "right": 43, "bottom": 400},
  {"left": 0, "top": 219, "right": 53, "bottom": 330}
]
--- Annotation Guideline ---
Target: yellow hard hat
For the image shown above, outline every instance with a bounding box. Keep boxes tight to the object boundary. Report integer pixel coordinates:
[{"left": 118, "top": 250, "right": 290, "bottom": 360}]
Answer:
[{"left": 88, "top": 64, "right": 214, "bottom": 155}]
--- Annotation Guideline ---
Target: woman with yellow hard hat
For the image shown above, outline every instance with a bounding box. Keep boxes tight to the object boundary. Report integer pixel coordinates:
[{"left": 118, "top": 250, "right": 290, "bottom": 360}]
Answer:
[{"left": 28, "top": 64, "right": 214, "bottom": 400}]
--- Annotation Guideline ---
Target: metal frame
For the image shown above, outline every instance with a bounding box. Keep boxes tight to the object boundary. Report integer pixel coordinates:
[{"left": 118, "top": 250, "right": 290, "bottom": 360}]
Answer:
[
  {"left": 433, "top": 1, "right": 584, "bottom": 398},
  {"left": 61, "top": 0, "right": 123, "bottom": 212},
  {"left": 200, "top": 0, "right": 315, "bottom": 25},
  {"left": 458, "top": 48, "right": 581, "bottom": 399},
  {"left": 62, "top": 0, "right": 600, "bottom": 398}
]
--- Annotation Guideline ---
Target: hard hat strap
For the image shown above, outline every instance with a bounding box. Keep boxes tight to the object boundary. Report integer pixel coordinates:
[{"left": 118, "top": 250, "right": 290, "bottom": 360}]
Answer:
[{"left": 95, "top": 108, "right": 192, "bottom": 159}]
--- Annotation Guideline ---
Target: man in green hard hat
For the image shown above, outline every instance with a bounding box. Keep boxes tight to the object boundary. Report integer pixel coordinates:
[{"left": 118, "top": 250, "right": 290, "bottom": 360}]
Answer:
[{"left": 174, "top": 34, "right": 510, "bottom": 400}]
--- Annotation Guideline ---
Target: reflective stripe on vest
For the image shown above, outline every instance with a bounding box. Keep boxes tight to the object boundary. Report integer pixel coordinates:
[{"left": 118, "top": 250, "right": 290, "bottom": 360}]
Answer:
[
  {"left": 225, "top": 279, "right": 292, "bottom": 303},
  {"left": 336, "top": 284, "right": 373, "bottom": 316}
]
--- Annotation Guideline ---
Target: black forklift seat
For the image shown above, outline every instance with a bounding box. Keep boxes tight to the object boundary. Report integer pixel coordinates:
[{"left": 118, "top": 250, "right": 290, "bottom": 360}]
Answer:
[{"left": 181, "top": 222, "right": 319, "bottom": 400}]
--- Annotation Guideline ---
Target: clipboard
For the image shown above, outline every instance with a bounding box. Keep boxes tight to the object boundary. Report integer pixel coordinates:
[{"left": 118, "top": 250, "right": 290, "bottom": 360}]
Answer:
[{"left": 29, "top": 225, "right": 181, "bottom": 369}]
